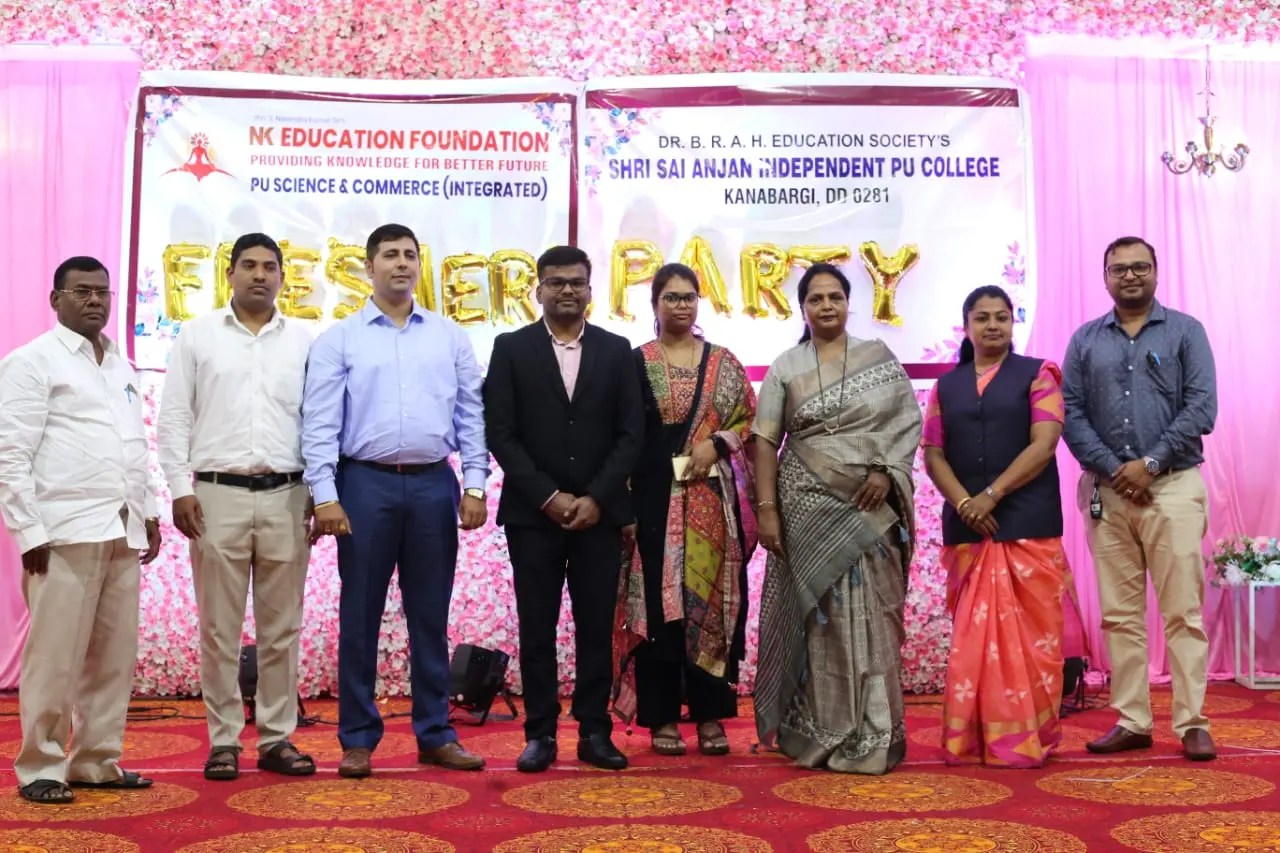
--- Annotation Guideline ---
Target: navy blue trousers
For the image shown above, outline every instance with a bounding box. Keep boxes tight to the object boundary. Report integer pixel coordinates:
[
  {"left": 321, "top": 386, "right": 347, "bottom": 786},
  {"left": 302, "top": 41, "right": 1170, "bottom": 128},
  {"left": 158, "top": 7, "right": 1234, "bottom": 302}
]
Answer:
[{"left": 335, "top": 461, "right": 458, "bottom": 751}]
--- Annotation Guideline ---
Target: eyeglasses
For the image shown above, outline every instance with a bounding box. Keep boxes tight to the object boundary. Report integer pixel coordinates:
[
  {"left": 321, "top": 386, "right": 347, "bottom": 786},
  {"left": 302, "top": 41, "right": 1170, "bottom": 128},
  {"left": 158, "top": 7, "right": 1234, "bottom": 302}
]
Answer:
[
  {"left": 661, "top": 292, "right": 698, "bottom": 307},
  {"left": 61, "top": 287, "right": 115, "bottom": 302},
  {"left": 1106, "top": 262, "right": 1153, "bottom": 279},
  {"left": 541, "top": 277, "right": 590, "bottom": 292}
]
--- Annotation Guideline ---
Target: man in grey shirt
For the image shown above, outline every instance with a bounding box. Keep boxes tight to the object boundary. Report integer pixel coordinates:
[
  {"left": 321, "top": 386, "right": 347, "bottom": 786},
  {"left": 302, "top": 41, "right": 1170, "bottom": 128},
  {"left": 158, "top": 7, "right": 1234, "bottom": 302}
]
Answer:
[{"left": 1062, "top": 236, "right": 1217, "bottom": 762}]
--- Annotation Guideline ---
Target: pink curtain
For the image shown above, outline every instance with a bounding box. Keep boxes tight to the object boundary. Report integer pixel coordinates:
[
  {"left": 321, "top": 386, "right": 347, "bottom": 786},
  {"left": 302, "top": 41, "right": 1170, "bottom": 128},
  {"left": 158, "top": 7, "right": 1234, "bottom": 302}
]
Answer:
[
  {"left": 0, "top": 46, "right": 140, "bottom": 690},
  {"left": 1024, "top": 47, "right": 1280, "bottom": 681}
]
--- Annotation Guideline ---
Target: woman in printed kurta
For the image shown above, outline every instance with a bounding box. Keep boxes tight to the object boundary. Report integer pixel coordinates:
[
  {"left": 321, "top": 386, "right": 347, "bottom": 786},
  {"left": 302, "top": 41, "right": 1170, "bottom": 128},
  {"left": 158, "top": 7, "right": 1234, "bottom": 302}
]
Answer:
[
  {"left": 752, "top": 263, "right": 921, "bottom": 775},
  {"left": 613, "top": 263, "right": 758, "bottom": 756},
  {"left": 923, "top": 285, "right": 1088, "bottom": 768}
]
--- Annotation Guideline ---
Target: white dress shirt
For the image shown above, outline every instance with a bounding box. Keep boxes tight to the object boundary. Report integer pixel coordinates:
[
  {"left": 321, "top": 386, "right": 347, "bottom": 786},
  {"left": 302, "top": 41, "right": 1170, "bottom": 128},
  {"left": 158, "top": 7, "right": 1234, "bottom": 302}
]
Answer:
[
  {"left": 0, "top": 324, "right": 157, "bottom": 553},
  {"left": 158, "top": 306, "right": 313, "bottom": 501}
]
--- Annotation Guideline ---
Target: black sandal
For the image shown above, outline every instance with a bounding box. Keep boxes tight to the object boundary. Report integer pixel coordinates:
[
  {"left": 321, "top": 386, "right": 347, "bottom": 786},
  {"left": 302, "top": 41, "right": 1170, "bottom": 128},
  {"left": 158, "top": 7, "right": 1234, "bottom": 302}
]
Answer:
[
  {"left": 697, "top": 722, "right": 731, "bottom": 756},
  {"left": 257, "top": 741, "right": 316, "bottom": 776},
  {"left": 204, "top": 747, "right": 241, "bottom": 781},
  {"left": 19, "top": 779, "right": 75, "bottom": 804},
  {"left": 70, "top": 769, "right": 153, "bottom": 789}
]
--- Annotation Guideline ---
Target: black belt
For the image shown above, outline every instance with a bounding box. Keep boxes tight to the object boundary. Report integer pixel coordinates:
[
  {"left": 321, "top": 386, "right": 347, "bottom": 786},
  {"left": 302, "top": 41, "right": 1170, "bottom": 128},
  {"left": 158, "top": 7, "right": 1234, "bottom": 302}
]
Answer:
[
  {"left": 195, "top": 471, "right": 303, "bottom": 491},
  {"left": 340, "top": 457, "right": 447, "bottom": 475}
]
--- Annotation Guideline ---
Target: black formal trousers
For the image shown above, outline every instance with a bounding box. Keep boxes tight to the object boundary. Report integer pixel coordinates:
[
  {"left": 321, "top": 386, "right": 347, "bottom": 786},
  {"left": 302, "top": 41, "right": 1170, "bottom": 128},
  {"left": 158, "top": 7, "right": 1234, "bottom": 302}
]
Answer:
[
  {"left": 632, "top": 622, "right": 739, "bottom": 730},
  {"left": 506, "top": 523, "right": 622, "bottom": 741}
]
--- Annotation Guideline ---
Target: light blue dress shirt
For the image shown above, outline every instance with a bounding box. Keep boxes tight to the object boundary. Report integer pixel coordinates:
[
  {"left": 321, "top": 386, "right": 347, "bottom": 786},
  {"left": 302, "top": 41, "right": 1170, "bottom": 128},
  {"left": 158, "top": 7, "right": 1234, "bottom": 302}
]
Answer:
[{"left": 302, "top": 299, "right": 488, "bottom": 506}]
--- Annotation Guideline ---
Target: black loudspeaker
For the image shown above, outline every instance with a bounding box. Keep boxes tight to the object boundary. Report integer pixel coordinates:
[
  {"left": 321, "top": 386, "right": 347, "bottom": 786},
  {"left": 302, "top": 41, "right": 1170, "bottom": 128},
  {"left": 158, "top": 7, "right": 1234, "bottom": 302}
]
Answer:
[
  {"left": 1060, "top": 656, "right": 1088, "bottom": 716},
  {"left": 238, "top": 644, "right": 311, "bottom": 727},
  {"left": 449, "top": 643, "right": 517, "bottom": 725}
]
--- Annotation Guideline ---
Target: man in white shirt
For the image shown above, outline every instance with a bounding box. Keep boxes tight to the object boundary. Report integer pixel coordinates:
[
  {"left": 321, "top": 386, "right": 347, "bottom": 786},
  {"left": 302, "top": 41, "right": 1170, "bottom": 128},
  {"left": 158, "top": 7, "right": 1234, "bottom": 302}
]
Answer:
[
  {"left": 0, "top": 256, "right": 161, "bottom": 804},
  {"left": 157, "top": 233, "right": 315, "bottom": 781}
]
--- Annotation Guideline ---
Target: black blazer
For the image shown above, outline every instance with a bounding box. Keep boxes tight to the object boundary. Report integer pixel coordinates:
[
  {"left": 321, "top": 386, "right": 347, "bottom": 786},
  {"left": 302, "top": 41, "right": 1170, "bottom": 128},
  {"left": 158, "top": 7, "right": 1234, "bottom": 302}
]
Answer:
[{"left": 484, "top": 321, "right": 644, "bottom": 529}]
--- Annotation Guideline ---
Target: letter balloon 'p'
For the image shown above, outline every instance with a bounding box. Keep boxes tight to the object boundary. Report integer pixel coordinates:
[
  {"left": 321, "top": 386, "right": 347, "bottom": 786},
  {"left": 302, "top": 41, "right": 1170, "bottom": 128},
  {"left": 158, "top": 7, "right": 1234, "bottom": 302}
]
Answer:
[{"left": 609, "top": 240, "right": 662, "bottom": 321}]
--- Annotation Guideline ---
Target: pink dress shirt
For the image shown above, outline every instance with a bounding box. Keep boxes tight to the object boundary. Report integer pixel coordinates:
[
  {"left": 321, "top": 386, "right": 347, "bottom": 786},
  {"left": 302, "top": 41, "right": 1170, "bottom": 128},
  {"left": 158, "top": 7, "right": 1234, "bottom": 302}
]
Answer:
[{"left": 547, "top": 320, "right": 585, "bottom": 399}]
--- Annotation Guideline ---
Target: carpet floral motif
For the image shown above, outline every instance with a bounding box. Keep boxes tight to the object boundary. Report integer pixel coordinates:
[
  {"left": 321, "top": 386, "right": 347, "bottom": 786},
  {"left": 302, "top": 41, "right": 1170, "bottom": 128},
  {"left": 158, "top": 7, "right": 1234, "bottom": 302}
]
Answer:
[
  {"left": 773, "top": 772, "right": 1011, "bottom": 813},
  {"left": 0, "top": 783, "right": 198, "bottom": 823},
  {"left": 173, "top": 827, "right": 455, "bottom": 853},
  {"left": 1112, "top": 810, "right": 1280, "bottom": 853},
  {"left": 502, "top": 776, "right": 741, "bottom": 818},
  {"left": 490, "top": 823, "right": 770, "bottom": 853},
  {"left": 225, "top": 779, "right": 468, "bottom": 821},
  {"left": 0, "top": 828, "right": 140, "bottom": 853},
  {"left": 807, "top": 818, "right": 1087, "bottom": 852},
  {"left": 1036, "top": 766, "right": 1273, "bottom": 807}
]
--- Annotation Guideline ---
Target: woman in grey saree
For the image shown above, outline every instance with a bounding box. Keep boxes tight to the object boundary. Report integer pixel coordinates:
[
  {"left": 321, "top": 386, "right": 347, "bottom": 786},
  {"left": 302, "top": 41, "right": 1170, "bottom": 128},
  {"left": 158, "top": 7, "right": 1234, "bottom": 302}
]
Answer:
[{"left": 752, "top": 263, "right": 922, "bottom": 775}]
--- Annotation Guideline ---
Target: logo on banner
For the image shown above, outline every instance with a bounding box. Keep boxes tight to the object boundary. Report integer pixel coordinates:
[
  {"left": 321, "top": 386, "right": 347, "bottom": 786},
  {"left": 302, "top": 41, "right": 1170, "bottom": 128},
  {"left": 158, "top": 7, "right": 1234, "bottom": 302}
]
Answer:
[{"left": 163, "top": 133, "right": 233, "bottom": 182}]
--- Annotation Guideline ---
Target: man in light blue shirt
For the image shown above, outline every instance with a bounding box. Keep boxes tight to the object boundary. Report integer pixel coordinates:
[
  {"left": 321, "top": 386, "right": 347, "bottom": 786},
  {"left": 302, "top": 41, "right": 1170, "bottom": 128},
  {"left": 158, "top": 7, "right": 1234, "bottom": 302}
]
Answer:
[{"left": 302, "top": 223, "right": 489, "bottom": 778}]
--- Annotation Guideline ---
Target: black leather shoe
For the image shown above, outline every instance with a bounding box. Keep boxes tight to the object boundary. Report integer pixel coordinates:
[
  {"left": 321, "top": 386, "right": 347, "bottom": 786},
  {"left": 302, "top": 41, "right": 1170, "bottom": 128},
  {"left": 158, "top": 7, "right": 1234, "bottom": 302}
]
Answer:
[
  {"left": 578, "top": 734, "right": 627, "bottom": 770},
  {"left": 516, "top": 737, "right": 557, "bottom": 773}
]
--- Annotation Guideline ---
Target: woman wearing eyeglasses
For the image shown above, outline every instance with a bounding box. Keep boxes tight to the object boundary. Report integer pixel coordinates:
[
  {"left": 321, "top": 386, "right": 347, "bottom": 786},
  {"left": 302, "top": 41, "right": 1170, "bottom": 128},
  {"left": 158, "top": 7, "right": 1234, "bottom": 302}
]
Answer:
[{"left": 613, "top": 263, "right": 758, "bottom": 757}]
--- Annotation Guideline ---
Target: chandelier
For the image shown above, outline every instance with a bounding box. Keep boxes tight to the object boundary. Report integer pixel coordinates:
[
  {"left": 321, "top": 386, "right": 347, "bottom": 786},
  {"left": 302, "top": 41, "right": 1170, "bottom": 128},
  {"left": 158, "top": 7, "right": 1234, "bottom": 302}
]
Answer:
[{"left": 1162, "top": 47, "right": 1249, "bottom": 177}]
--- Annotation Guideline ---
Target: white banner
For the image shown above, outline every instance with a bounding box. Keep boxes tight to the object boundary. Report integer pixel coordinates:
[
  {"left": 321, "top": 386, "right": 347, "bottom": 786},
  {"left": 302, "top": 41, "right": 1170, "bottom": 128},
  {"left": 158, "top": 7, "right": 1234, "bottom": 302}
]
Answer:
[
  {"left": 122, "top": 71, "right": 577, "bottom": 368},
  {"left": 577, "top": 73, "right": 1036, "bottom": 377}
]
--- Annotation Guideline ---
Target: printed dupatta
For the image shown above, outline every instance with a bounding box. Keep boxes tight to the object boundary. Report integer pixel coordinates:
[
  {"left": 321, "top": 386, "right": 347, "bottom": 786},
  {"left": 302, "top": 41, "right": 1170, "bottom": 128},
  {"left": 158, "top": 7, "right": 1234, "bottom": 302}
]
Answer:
[{"left": 612, "top": 342, "right": 758, "bottom": 722}]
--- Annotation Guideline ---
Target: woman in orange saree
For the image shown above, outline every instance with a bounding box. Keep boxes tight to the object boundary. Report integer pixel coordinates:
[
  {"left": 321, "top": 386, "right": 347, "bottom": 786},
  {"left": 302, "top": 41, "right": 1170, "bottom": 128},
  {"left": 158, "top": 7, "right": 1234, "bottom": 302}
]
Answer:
[{"left": 923, "top": 285, "right": 1087, "bottom": 768}]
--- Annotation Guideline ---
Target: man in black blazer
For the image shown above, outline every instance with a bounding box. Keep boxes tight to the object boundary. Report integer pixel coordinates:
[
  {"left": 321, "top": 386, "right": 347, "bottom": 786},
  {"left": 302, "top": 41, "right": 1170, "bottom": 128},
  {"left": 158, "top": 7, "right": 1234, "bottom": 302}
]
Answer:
[{"left": 484, "top": 245, "right": 643, "bottom": 772}]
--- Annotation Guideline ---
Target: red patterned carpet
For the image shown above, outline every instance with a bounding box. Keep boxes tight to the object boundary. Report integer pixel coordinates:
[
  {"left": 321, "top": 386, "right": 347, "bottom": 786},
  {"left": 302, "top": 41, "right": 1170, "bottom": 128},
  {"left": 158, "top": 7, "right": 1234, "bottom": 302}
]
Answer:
[{"left": 5, "top": 684, "right": 1280, "bottom": 851}]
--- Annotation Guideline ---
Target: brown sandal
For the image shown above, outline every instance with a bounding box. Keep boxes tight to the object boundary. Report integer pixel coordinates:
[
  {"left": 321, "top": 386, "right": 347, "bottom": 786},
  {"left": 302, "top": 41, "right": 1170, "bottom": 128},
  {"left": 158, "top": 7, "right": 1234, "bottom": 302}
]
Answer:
[
  {"left": 651, "top": 725, "right": 687, "bottom": 756},
  {"left": 203, "top": 746, "right": 240, "bottom": 781},
  {"left": 697, "top": 722, "right": 730, "bottom": 756}
]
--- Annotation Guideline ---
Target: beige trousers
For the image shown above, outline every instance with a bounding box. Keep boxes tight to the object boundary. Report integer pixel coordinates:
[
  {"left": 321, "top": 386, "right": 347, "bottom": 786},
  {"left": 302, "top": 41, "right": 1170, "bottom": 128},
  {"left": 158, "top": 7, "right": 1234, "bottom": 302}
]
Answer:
[
  {"left": 1079, "top": 467, "right": 1210, "bottom": 738},
  {"left": 16, "top": 538, "right": 140, "bottom": 787},
  {"left": 191, "top": 480, "right": 310, "bottom": 751}
]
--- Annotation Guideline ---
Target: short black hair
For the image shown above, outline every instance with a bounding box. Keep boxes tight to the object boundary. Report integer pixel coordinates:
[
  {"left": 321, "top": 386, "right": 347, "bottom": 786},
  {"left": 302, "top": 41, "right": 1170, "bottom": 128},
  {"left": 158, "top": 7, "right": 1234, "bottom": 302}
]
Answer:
[
  {"left": 229, "top": 233, "right": 282, "bottom": 269},
  {"left": 53, "top": 256, "right": 108, "bottom": 290},
  {"left": 366, "top": 224, "right": 419, "bottom": 259},
  {"left": 1103, "top": 236, "right": 1158, "bottom": 271},
  {"left": 536, "top": 245, "right": 591, "bottom": 280}
]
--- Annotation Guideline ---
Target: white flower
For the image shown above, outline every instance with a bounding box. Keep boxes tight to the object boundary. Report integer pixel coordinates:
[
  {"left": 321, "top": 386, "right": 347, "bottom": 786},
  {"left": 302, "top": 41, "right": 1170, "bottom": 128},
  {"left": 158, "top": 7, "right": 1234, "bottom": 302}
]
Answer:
[
  {"left": 1265, "top": 562, "right": 1280, "bottom": 582},
  {"left": 1224, "top": 563, "right": 1248, "bottom": 586}
]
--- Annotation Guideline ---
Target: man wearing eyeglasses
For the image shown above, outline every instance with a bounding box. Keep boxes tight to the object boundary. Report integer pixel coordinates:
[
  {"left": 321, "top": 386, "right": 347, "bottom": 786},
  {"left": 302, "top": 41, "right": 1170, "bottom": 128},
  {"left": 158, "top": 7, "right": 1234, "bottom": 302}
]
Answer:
[
  {"left": 1062, "top": 236, "right": 1218, "bottom": 762},
  {"left": 0, "top": 257, "right": 162, "bottom": 804},
  {"left": 484, "top": 245, "right": 644, "bottom": 772}
]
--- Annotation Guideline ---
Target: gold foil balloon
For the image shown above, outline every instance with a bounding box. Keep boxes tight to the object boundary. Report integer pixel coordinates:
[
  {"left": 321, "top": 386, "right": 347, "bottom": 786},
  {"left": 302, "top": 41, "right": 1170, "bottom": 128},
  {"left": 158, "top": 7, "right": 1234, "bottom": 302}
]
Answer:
[
  {"left": 162, "top": 243, "right": 211, "bottom": 322},
  {"left": 414, "top": 242, "right": 437, "bottom": 312},
  {"left": 678, "top": 236, "right": 732, "bottom": 316},
  {"left": 275, "top": 240, "right": 323, "bottom": 321},
  {"left": 213, "top": 241, "right": 234, "bottom": 310},
  {"left": 609, "top": 239, "right": 662, "bottom": 321},
  {"left": 441, "top": 253, "right": 488, "bottom": 326},
  {"left": 858, "top": 241, "right": 920, "bottom": 326},
  {"left": 327, "top": 239, "right": 371, "bottom": 319},
  {"left": 789, "top": 245, "right": 852, "bottom": 269},
  {"left": 739, "top": 243, "right": 793, "bottom": 319},
  {"left": 488, "top": 250, "right": 538, "bottom": 324}
]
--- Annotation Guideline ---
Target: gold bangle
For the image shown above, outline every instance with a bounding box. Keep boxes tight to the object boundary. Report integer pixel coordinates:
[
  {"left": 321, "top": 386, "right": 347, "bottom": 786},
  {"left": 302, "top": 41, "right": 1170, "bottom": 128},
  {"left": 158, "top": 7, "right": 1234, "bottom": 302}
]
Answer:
[
  {"left": 314, "top": 500, "right": 338, "bottom": 510},
  {"left": 757, "top": 500, "right": 776, "bottom": 508},
  {"left": 956, "top": 497, "right": 972, "bottom": 512}
]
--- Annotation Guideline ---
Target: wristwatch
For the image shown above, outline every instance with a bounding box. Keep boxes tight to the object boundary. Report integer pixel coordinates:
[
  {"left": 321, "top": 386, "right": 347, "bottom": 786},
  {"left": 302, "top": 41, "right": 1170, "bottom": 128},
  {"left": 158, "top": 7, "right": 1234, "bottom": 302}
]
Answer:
[
  {"left": 463, "top": 488, "right": 485, "bottom": 500},
  {"left": 1142, "top": 456, "right": 1160, "bottom": 476}
]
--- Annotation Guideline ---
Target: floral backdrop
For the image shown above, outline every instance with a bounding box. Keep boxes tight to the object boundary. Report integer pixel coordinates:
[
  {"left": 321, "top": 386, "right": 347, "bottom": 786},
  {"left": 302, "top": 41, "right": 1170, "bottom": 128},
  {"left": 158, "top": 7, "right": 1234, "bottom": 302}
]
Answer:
[{"left": 10, "top": 0, "right": 1278, "bottom": 698}]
